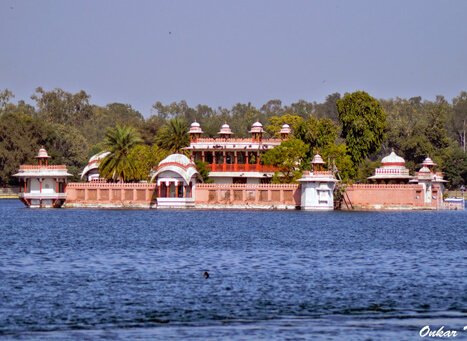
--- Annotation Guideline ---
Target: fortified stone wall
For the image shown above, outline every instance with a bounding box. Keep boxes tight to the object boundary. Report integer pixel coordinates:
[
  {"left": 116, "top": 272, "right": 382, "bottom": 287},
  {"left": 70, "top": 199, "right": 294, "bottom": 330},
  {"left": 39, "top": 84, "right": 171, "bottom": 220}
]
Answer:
[
  {"left": 344, "top": 184, "right": 438, "bottom": 210},
  {"left": 195, "top": 183, "right": 301, "bottom": 209},
  {"left": 65, "top": 182, "right": 156, "bottom": 208}
]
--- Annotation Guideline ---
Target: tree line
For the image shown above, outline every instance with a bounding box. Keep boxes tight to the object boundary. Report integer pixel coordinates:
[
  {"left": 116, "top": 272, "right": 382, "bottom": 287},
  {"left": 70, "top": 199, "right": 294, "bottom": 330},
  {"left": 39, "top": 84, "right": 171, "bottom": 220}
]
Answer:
[{"left": 0, "top": 87, "right": 466, "bottom": 188}]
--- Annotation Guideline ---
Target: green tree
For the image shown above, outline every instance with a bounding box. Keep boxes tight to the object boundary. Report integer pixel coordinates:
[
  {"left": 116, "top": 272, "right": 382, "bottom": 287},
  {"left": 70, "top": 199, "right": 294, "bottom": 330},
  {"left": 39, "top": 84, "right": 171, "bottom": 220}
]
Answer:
[
  {"left": 0, "top": 89, "right": 14, "bottom": 113},
  {"left": 195, "top": 161, "right": 212, "bottom": 183},
  {"left": 283, "top": 100, "right": 314, "bottom": 118},
  {"left": 381, "top": 97, "right": 423, "bottom": 154},
  {"left": 399, "top": 134, "right": 434, "bottom": 172},
  {"left": 152, "top": 100, "right": 197, "bottom": 121},
  {"left": 265, "top": 114, "right": 304, "bottom": 138},
  {"left": 155, "top": 118, "right": 189, "bottom": 153},
  {"left": 79, "top": 103, "right": 144, "bottom": 146},
  {"left": 442, "top": 147, "right": 467, "bottom": 189},
  {"left": 262, "top": 138, "right": 309, "bottom": 183},
  {"left": 99, "top": 125, "right": 142, "bottom": 182},
  {"left": 229, "top": 103, "right": 262, "bottom": 137},
  {"left": 127, "top": 144, "right": 169, "bottom": 181},
  {"left": 354, "top": 159, "right": 380, "bottom": 183},
  {"left": 31, "top": 87, "right": 92, "bottom": 126},
  {"left": 451, "top": 92, "right": 467, "bottom": 151},
  {"left": 294, "top": 116, "right": 339, "bottom": 159},
  {"left": 140, "top": 115, "right": 166, "bottom": 145},
  {"left": 320, "top": 143, "right": 355, "bottom": 182},
  {"left": 337, "top": 91, "right": 387, "bottom": 166},
  {"left": 0, "top": 111, "right": 42, "bottom": 185},
  {"left": 41, "top": 124, "right": 89, "bottom": 182},
  {"left": 313, "top": 92, "right": 341, "bottom": 122},
  {"left": 424, "top": 96, "right": 452, "bottom": 150},
  {"left": 260, "top": 99, "right": 284, "bottom": 117},
  {"left": 104, "top": 103, "right": 144, "bottom": 128}
]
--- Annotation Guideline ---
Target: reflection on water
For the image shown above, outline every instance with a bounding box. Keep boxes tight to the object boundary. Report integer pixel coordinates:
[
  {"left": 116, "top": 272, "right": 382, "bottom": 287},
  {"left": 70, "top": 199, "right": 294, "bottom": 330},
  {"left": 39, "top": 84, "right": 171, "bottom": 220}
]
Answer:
[{"left": 0, "top": 200, "right": 466, "bottom": 340}]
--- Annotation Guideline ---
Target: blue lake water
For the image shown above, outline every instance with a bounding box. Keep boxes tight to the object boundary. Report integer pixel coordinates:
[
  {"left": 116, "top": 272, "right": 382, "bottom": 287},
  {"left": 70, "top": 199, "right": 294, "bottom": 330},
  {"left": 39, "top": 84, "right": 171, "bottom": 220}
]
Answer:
[{"left": 0, "top": 199, "right": 466, "bottom": 340}]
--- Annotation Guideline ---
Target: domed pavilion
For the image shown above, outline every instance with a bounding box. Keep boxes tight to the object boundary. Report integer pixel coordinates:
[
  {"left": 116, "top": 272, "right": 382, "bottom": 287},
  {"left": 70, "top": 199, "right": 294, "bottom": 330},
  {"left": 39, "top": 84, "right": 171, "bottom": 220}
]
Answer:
[
  {"left": 81, "top": 151, "right": 110, "bottom": 181},
  {"left": 151, "top": 154, "right": 200, "bottom": 208},
  {"left": 14, "top": 147, "right": 72, "bottom": 208},
  {"left": 368, "top": 150, "right": 413, "bottom": 184}
]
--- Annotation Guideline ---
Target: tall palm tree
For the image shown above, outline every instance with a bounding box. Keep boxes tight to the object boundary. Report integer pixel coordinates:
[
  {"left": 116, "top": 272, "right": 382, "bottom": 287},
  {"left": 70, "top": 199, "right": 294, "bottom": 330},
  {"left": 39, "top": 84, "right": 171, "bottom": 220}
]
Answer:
[
  {"left": 99, "top": 125, "right": 142, "bottom": 182},
  {"left": 155, "top": 118, "right": 189, "bottom": 153}
]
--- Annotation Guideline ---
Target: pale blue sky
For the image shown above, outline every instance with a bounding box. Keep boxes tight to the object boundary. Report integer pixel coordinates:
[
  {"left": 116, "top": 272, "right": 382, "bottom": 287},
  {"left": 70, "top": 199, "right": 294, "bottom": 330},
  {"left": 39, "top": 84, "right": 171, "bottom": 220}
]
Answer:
[{"left": 1, "top": 0, "right": 466, "bottom": 116}]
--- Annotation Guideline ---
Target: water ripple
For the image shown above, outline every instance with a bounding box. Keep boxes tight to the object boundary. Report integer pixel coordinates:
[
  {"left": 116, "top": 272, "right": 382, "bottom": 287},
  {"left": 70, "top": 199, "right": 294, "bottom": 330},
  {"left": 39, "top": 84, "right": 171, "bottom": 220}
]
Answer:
[{"left": 0, "top": 200, "right": 466, "bottom": 340}]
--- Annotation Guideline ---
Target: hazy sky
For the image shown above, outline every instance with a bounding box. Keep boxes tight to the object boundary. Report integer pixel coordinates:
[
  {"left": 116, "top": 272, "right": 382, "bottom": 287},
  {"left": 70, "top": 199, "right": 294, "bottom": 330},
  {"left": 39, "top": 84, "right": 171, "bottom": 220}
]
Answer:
[{"left": 1, "top": 0, "right": 467, "bottom": 116}]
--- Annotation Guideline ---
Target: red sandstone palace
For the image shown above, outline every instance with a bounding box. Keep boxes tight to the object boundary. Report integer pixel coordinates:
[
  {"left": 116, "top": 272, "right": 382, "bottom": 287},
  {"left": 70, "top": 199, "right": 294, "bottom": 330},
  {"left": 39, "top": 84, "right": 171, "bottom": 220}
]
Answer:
[
  {"left": 184, "top": 121, "right": 291, "bottom": 184},
  {"left": 14, "top": 124, "right": 464, "bottom": 210}
]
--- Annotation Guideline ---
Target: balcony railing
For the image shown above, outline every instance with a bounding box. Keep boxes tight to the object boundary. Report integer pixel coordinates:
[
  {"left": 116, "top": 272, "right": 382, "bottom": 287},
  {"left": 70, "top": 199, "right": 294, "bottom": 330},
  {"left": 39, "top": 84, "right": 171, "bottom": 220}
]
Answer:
[
  {"left": 193, "top": 138, "right": 282, "bottom": 143},
  {"left": 375, "top": 168, "right": 410, "bottom": 175},
  {"left": 19, "top": 165, "right": 68, "bottom": 170},
  {"left": 208, "top": 164, "right": 279, "bottom": 172},
  {"left": 19, "top": 192, "right": 67, "bottom": 199}
]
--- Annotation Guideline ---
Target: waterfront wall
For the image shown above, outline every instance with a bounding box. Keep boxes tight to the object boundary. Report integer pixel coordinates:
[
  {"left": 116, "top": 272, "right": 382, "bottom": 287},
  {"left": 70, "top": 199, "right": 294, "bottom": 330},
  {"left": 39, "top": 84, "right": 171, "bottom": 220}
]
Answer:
[
  {"left": 65, "top": 182, "right": 156, "bottom": 208},
  {"left": 62, "top": 182, "right": 460, "bottom": 210},
  {"left": 194, "top": 183, "right": 301, "bottom": 209},
  {"left": 0, "top": 187, "right": 19, "bottom": 199},
  {"left": 344, "top": 184, "right": 440, "bottom": 210}
]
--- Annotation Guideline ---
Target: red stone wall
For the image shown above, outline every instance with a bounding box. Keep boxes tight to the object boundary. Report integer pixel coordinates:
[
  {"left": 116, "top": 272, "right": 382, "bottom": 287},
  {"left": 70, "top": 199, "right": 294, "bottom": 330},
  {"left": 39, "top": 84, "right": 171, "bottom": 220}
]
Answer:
[
  {"left": 64, "top": 182, "right": 447, "bottom": 210},
  {"left": 195, "top": 183, "right": 301, "bottom": 207},
  {"left": 65, "top": 182, "right": 156, "bottom": 208},
  {"left": 344, "top": 184, "right": 439, "bottom": 210}
]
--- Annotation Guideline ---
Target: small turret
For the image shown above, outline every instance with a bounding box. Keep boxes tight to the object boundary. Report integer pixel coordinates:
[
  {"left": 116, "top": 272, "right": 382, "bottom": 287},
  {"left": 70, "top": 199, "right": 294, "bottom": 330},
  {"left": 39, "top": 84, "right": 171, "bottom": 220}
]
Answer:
[
  {"left": 36, "top": 147, "right": 51, "bottom": 166},
  {"left": 249, "top": 121, "right": 264, "bottom": 142},
  {"left": 189, "top": 121, "right": 203, "bottom": 142},
  {"left": 311, "top": 153, "right": 325, "bottom": 172},
  {"left": 421, "top": 156, "right": 437, "bottom": 170},
  {"left": 218, "top": 123, "right": 233, "bottom": 139},
  {"left": 279, "top": 124, "right": 291, "bottom": 140}
]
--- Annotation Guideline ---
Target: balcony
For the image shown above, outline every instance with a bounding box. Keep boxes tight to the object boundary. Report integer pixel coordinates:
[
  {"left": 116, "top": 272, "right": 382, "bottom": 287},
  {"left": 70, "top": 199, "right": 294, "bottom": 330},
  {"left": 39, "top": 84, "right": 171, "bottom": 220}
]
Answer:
[{"left": 208, "top": 164, "right": 279, "bottom": 173}]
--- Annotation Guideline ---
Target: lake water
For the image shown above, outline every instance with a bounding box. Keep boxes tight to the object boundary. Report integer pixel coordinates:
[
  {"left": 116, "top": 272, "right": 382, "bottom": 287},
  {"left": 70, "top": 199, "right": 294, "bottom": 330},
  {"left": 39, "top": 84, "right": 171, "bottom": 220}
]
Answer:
[{"left": 0, "top": 199, "right": 466, "bottom": 340}]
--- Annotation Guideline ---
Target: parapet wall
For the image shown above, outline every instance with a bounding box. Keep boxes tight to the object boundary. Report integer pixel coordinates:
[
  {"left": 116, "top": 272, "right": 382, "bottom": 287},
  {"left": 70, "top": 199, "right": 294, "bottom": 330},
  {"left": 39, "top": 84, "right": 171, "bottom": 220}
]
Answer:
[
  {"left": 344, "top": 184, "right": 439, "bottom": 210},
  {"left": 65, "top": 182, "right": 156, "bottom": 208},
  {"left": 195, "top": 183, "right": 301, "bottom": 209}
]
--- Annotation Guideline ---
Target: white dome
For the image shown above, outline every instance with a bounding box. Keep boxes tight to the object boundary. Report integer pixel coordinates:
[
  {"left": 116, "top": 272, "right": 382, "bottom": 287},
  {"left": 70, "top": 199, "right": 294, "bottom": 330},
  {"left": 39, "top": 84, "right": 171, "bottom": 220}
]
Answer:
[
  {"left": 81, "top": 151, "right": 110, "bottom": 179},
  {"left": 189, "top": 121, "right": 203, "bottom": 134},
  {"left": 153, "top": 153, "right": 199, "bottom": 185},
  {"left": 422, "top": 156, "right": 436, "bottom": 167},
  {"left": 418, "top": 166, "right": 431, "bottom": 173},
  {"left": 88, "top": 151, "right": 110, "bottom": 163},
  {"left": 218, "top": 123, "right": 233, "bottom": 135},
  {"left": 159, "top": 153, "right": 194, "bottom": 167},
  {"left": 311, "top": 154, "right": 325, "bottom": 164},
  {"left": 280, "top": 124, "right": 291, "bottom": 134},
  {"left": 36, "top": 148, "right": 50, "bottom": 158},
  {"left": 250, "top": 121, "right": 264, "bottom": 133},
  {"left": 381, "top": 151, "right": 405, "bottom": 165}
]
